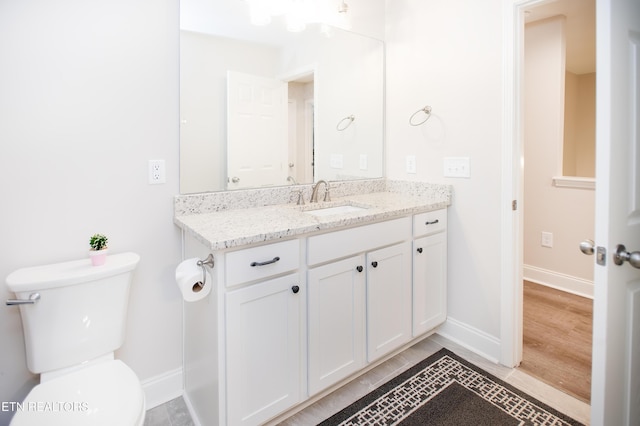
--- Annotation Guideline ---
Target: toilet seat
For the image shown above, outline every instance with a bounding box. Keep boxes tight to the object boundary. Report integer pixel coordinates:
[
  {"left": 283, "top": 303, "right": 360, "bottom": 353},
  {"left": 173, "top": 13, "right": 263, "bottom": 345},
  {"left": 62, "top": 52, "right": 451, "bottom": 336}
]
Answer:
[{"left": 10, "top": 360, "right": 145, "bottom": 426}]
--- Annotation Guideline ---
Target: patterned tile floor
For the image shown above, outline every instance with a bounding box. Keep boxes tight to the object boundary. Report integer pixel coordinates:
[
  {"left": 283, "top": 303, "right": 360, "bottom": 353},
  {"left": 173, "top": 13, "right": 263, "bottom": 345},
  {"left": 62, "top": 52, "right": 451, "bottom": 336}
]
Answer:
[{"left": 144, "top": 334, "right": 590, "bottom": 426}]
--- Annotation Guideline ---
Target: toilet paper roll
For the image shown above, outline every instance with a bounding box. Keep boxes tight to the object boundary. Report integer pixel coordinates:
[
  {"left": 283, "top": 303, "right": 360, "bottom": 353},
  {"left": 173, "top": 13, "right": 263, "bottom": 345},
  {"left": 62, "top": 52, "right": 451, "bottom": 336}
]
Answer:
[{"left": 175, "top": 258, "right": 212, "bottom": 302}]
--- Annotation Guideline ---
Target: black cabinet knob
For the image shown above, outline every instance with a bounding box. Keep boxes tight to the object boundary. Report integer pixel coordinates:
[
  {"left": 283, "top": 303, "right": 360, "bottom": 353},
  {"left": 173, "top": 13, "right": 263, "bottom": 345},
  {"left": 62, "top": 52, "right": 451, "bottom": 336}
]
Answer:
[
  {"left": 291, "top": 285, "right": 300, "bottom": 294},
  {"left": 371, "top": 261, "right": 378, "bottom": 268},
  {"left": 416, "top": 247, "right": 423, "bottom": 253},
  {"left": 356, "top": 265, "right": 363, "bottom": 273}
]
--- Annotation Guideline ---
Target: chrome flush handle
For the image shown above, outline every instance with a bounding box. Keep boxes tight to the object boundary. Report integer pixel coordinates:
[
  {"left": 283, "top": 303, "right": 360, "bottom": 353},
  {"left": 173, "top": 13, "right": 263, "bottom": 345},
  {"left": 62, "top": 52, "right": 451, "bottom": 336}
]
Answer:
[{"left": 6, "top": 293, "right": 40, "bottom": 306}]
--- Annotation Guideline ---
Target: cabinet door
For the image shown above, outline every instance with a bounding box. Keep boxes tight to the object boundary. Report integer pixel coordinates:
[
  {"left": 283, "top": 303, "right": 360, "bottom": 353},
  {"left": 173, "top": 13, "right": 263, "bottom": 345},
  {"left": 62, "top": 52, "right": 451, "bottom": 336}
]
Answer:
[
  {"left": 308, "top": 256, "right": 366, "bottom": 396},
  {"left": 225, "top": 273, "right": 302, "bottom": 426},
  {"left": 413, "top": 232, "right": 447, "bottom": 337},
  {"left": 366, "top": 242, "right": 412, "bottom": 362}
]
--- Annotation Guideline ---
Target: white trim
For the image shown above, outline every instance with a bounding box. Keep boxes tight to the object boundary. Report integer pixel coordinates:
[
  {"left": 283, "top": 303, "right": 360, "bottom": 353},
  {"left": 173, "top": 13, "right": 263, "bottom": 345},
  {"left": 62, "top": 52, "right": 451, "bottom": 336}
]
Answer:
[
  {"left": 501, "top": 0, "right": 559, "bottom": 370},
  {"left": 437, "top": 318, "right": 501, "bottom": 364},
  {"left": 552, "top": 176, "right": 596, "bottom": 189},
  {"left": 141, "top": 367, "right": 183, "bottom": 410},
  {"left": 523, "top": 264, "right": 594, "bottom": 298}
]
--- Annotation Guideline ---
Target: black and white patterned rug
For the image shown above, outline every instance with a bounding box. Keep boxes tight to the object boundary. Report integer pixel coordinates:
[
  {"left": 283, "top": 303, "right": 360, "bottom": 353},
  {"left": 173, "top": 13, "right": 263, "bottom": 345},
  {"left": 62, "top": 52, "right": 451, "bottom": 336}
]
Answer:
[{"left": 318, "top": 349, "right": 585, "bottom": 426}]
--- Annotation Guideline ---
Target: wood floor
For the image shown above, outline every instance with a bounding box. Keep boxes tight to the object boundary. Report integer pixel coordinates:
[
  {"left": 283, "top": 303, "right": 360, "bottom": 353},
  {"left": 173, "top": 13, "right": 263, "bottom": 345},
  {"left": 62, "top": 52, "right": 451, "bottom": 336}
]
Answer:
[{"left": 519, "top": 281, "right": 593, "bottom": 403}]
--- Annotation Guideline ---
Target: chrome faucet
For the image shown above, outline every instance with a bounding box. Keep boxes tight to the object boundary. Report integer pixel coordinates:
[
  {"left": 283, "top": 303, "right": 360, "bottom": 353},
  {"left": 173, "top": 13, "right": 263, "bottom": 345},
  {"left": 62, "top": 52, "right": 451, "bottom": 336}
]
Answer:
[{"left": 310, "top": 180, "right": 330, "bottom": 203}]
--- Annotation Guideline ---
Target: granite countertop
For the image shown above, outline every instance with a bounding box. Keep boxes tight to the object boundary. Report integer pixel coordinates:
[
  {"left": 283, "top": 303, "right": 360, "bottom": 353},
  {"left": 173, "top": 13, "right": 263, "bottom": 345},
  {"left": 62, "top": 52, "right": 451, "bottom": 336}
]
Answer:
[{"left": 174, "top": 191, "right": 450, "bottom": 251}]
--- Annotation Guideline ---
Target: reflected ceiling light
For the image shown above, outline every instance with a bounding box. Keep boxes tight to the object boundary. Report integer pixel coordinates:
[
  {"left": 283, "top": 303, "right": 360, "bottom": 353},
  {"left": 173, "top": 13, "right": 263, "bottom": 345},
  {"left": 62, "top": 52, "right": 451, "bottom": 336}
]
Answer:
[{"left": 244, "top": 0, "right": 350, "bottom": 32}]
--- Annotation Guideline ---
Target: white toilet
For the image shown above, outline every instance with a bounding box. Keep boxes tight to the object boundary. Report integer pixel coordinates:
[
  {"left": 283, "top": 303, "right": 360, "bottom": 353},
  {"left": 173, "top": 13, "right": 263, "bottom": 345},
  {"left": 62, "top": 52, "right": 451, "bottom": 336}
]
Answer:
[{"left": 6, "top": 252, "right": 145, "bottom": 426}]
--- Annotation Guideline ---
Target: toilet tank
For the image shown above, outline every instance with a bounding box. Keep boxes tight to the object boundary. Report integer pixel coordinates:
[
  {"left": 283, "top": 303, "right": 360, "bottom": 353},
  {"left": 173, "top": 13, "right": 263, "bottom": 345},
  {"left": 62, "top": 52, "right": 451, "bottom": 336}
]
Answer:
[{"left": 6, "top": 252, "right": 140, "bottom": 374}]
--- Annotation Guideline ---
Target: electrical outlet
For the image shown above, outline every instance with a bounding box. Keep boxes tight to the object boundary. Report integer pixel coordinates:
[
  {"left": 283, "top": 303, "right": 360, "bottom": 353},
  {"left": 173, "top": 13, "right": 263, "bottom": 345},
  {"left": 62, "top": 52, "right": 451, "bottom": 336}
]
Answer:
[
  {"left": 148, "top": 159, "right": 166, "bottom": 184},
  {"left": 406, "top": 155, "right": 416, "bottom": 174},
  {"left": 541, "top": 231, "right": 553, "bottom": 248}
]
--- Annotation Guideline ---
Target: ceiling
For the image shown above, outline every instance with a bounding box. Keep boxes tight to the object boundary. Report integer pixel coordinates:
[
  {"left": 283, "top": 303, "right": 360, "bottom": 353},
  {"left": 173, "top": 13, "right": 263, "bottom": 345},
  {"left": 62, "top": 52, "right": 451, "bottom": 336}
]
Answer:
[{"left": 525, "top": 0, "right": 596, "bottom": 74}]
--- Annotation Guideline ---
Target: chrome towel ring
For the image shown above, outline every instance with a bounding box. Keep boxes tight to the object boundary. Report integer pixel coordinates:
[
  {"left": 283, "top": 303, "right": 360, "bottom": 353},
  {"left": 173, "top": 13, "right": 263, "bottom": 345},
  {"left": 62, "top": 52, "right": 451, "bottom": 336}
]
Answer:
[
  {"left": 336, "top": 115, "right": 355, "bottom": 131},
  {"left": 409, "top": 106, "right": 432, "bottom": 126}
]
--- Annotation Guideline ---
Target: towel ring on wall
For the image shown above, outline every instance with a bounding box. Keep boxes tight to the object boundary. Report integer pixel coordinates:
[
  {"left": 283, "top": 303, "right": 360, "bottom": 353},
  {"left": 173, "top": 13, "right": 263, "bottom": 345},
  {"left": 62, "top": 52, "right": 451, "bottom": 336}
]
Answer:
[
  {"left": 336, "top": 115, "right": 355, "bottom": 131},
  {"left": 409, "top": 106, "right": 432, "bottom": 126}
]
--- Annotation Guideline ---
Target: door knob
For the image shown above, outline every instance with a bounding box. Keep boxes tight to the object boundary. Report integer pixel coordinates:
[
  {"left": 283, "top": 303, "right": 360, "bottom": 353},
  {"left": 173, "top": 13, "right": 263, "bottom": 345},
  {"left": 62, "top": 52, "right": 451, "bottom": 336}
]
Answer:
[
  {"left": 613, "top": 244, "right": 640, "bottom": 269},
  {"left": 579, "top": 239, "right": 595, "bottom": 255}
]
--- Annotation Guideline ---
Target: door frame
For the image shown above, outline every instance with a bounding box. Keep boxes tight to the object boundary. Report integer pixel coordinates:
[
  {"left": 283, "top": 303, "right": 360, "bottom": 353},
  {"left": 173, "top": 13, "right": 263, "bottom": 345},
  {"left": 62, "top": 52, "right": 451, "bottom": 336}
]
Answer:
[
  {"left": 500, "top": 0, "right": 527, "bottom": 369},
  {"left": 500, "top": 0, "right": 564, "bottom": 368}
]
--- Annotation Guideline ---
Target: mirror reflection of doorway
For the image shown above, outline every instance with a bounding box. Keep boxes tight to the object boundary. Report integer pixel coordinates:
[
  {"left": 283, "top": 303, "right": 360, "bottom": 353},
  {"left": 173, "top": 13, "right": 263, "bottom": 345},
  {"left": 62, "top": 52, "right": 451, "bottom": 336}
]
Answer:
[
  {"left": 519, "top": 0, "right": 595, "bottom": 404},
  {"left": 287, "top": 73, "right": 314, "bottom": 185}
]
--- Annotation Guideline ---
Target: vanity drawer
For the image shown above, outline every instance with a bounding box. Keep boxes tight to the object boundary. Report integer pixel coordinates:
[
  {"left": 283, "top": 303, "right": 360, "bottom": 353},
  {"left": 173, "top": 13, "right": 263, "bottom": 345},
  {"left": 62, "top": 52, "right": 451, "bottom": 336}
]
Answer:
[
  {"left": 307, "top": 217, "right": 411, "bottom": 266},
  {"left": 413, "top": 209, "right": 447, "bottom": 237},
  {"left": 226, "top": 240, "right": 300, "bottom": 287}
]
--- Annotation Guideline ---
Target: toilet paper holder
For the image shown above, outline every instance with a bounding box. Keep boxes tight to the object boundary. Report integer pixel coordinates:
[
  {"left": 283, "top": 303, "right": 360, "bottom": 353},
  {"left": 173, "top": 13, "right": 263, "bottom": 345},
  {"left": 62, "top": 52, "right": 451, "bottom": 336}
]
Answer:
[{"left": 195, "top": 254, "right": 214, "bottom": 287}]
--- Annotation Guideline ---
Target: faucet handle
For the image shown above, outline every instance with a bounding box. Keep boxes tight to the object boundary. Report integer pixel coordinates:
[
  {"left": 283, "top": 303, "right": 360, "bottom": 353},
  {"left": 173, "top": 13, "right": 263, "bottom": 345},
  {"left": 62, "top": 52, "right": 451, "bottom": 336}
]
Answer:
[
  {"left": 295, "top": 190, "right": 305, "bottom": 205},
  {"left": 323, "top": 183, "right": 331, "bottom": 202}
]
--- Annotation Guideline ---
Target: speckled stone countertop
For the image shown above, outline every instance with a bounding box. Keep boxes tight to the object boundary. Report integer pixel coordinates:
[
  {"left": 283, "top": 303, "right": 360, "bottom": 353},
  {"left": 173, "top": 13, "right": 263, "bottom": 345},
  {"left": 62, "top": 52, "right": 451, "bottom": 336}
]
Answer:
[{"left": 174, "top": 180, "right": 451, "bottom": 251}]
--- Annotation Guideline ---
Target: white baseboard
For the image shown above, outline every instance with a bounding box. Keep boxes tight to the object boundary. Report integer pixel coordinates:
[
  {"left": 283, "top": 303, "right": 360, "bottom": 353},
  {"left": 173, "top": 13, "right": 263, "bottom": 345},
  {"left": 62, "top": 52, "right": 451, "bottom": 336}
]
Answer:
[
  {"left": 523, "top": 265, "right": 593, "bottom": 299},
  {"left": 183, "top": 392, "right": 203, "bottom": 426},
  {"left": 436, "top": 317, "right": 501, "bottom": 363},
  {"left": 141, "top": 367, "right": 183, "bottom": 410}
]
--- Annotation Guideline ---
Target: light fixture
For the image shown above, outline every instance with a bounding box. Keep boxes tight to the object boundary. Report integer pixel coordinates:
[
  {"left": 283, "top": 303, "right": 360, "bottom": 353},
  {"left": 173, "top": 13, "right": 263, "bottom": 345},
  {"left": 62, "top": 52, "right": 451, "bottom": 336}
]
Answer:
[{"left": 336, "top": 0, "right": 351, "bottom": 30}]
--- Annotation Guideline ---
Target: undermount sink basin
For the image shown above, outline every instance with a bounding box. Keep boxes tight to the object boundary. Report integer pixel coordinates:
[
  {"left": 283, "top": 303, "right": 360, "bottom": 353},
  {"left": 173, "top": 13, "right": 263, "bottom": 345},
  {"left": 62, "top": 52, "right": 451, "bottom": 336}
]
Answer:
[{"left": 303, "top": 204, "right": 369, "bottom": 217}]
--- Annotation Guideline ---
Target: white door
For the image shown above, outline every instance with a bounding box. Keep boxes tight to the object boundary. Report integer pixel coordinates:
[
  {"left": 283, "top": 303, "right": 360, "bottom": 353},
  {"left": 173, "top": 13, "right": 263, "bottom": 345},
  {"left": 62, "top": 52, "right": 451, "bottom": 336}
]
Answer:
[
  {"left": 227, "top": 71, "right": 288, "bottom": 189},
  {"left": 590, "top": 0, "right": 640, "bottom": 424}
]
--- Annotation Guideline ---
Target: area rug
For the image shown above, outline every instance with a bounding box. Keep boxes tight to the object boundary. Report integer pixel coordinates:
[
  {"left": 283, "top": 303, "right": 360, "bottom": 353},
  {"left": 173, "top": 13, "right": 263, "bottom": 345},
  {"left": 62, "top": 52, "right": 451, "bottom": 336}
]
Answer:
[{"left": 318, "top": 348, "right": 584, "bottom": 426}]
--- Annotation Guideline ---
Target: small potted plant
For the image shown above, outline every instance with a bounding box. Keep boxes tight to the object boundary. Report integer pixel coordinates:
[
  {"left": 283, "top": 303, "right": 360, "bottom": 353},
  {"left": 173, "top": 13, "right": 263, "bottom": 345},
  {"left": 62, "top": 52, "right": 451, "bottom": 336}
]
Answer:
[{"left": 89, "top": 233, "right": 108, "bottom": 266}]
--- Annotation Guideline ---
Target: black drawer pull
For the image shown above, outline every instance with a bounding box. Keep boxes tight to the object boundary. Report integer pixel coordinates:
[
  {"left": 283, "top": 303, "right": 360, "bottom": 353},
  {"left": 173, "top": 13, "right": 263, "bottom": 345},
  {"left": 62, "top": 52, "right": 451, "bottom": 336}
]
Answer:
[
  {"left": 371, "top": 261, "right": 378, "bottom": 268},
  {"left": 416, "top": 247, "right": 423, "bottom": 254},
  {"left": 250, "top": 256, "right": 280, "bottom": 267},
  {"left": 356, "top": 265, "right": 363, "bottom": 273},
  {"left": 291, "top": 285, "right": 300, "bottom": 294},
  {"left": 425, "top": 219, "right": 440, "bottom": 225}
]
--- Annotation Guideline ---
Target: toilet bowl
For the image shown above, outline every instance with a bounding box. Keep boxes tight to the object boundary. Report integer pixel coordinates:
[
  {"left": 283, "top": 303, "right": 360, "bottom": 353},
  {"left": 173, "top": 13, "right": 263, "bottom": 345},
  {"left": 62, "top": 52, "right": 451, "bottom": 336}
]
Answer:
[
  {"left": 5, "top": 252, "right": 145, "bottom": 426},
  {"left": 10, "top": 359, "right": 145, "bottom": 426}
]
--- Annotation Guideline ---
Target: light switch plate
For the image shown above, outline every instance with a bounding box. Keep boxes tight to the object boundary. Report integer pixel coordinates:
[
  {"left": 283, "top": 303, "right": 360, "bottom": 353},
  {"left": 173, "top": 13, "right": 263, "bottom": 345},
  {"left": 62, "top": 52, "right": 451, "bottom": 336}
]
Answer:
[
  {"left": 330, "top": 154, "right": 343, "bottom": 169},
  {"left": 443, "top": 157, "right": 470, "bottom": 178},
  {"left": 359, "top": 154, "right": 368, "bottom": 170}
]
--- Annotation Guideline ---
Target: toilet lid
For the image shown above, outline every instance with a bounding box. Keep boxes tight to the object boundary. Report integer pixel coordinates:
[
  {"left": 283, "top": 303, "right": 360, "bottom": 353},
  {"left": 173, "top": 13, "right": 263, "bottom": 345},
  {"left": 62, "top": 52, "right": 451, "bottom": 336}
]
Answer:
[{"left": 10, "top": 360, "right": 145, "bottom": 426}]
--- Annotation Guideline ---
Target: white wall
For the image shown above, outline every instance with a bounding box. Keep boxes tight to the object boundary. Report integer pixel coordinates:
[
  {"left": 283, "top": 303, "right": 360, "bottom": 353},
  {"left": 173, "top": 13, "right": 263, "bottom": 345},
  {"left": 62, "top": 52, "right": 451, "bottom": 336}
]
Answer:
[
  {"left": 385, "top": 0, "right": 505, "bottom": 359},
  {"left": 0, "top": 0, "right": 182, "bottom": 422},
  {"left": 524, "top": 18, "right": 595, "bottom": 296}
]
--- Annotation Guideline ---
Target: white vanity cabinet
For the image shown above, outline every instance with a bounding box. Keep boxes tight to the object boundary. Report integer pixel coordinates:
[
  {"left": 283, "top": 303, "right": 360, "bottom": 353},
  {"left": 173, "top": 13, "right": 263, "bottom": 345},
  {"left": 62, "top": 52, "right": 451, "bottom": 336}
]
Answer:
[
  {"left": 412, "top": 209, "right": 448, "bottom": 337},
  {"left": 306, "top": 217, "right": 412, "bottom": 393},
  {"left": 182, "top": 236, "right": 304, "bottom": 426},
  {"left": 223, "top": 240, "right": 303, "bottom": 426},
  {"left": 181, "top": 208, "right": 448, "bottom": 426}
]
